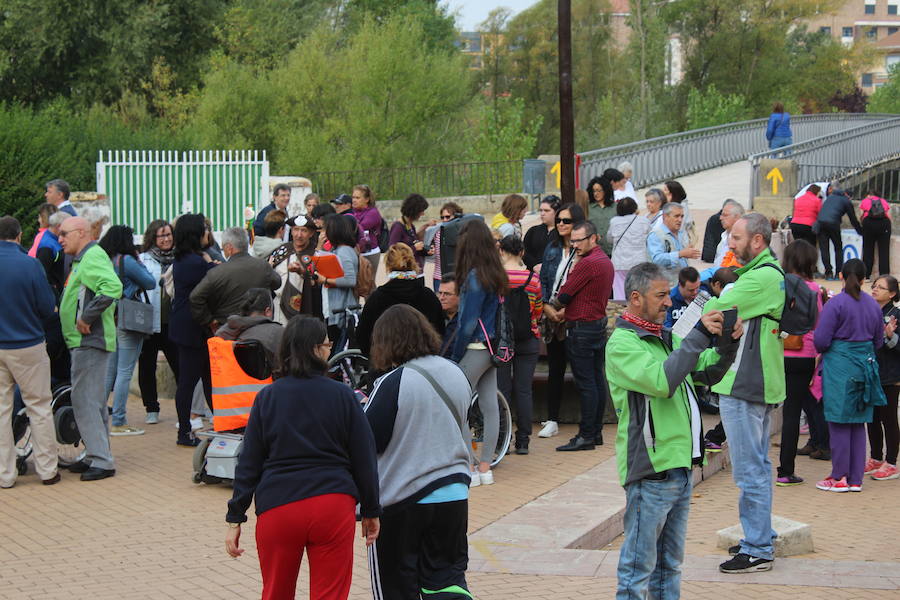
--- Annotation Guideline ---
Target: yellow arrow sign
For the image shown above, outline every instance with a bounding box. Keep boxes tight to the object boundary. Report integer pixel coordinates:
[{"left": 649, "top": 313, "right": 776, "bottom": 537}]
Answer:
[
  {"left": 766, "top": 167, "right": 784, "bottom": 196},
  {"left": 550, "top": 161, "right": 561, "bottom": 190}
]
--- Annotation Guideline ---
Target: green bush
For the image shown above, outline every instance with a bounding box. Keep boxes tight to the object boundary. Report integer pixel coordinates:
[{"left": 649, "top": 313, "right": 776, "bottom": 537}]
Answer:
[{"left": 0, "top": 102, "right": 194, "bottom": 245}]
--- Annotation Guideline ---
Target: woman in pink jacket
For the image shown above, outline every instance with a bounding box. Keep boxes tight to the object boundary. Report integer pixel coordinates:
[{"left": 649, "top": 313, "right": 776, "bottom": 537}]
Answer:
[{"left": 790, "top": 184, "right": 822, "bottom": 246}]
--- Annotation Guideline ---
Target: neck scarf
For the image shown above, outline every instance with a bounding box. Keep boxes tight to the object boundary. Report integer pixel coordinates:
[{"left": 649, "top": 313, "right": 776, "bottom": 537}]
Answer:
[
  {"left": 622, "top": 311, "right": 663, "bottom": 337},
  {"left": 387, "top": 270, "right": 419, "bottom": 280},
  {"left": 148, "top": 245, "right": 175, "bottom": 266}
]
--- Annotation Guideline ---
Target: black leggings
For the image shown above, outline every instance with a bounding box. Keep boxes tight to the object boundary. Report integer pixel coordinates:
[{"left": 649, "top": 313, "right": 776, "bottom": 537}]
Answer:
[
  {"left": 545, "top": 337, "right": 568, "bottom": 422},
  {"left": 138, "top": 324, "right": 179, "bottom": 413},
  {"left": 790, "top": 223, "right": 816, "bottom": 247},
  {"left": 175, "top": 343, "right": 211, "bottom": 440},
  {"left": 862, "top": 217, "right": 891, "bottom": 278},
  {"left": 780, "top": 357, "right": 817, "bottom": 477},
  {"left": 868, "top": 385, "right": 900, "bottom": 465}
]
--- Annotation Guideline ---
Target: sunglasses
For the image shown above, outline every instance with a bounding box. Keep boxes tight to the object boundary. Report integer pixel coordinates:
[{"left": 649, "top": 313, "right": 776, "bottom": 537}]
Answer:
[
  {"left": 440, "top": 214, "right": 453, "bottom": 221},
  {"left": 555, "top": 217, "right": 574, "bottom": 224}
]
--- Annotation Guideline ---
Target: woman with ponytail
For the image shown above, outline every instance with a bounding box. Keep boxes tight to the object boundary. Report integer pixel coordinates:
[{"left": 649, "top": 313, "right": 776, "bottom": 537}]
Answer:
[{"left": 813, "top": 259, "right": 887, "bottom": 493}]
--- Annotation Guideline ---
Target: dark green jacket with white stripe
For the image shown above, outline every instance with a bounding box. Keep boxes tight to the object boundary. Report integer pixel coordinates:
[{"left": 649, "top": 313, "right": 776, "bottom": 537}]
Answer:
[{"left": 606, "top": 318, "right": 739, "bottom": 487}]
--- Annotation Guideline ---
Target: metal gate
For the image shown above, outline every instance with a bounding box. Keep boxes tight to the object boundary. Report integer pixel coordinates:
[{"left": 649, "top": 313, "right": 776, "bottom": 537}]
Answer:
[{"left": 96, "top": 150, "right": 270, "bottom": 234}]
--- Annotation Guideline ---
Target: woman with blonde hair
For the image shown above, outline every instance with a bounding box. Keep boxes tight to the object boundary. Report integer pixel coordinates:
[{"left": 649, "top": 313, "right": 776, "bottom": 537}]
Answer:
[
  {"left": 490, "top": 194, "right": 528, "bottom": 239},
  {"left": 354, "top": 243, "right": 444, "bottom": 357}
]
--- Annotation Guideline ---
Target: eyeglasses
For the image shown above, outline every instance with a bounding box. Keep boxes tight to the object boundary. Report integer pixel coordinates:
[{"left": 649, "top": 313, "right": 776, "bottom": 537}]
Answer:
[
  {"left": 437, "top": 291, "right": 457, "bottom": 297},
  {"left": 555, "top": 218, "right": 574, "bottom": 224},
  {"left": 872, "top": 284, "right": 890, "bottom": 291},
  {"left": 156, "top": 232, "right": 173, "bottom": 239},
  {"left": 440, "top": 214, "right": 453, "bottom": 221},
  {"left": 571, "top": 236, "right": 591, "bottom": 243},
  {"left": 58, "top": 228, "right": 84, "bottom": 238}
]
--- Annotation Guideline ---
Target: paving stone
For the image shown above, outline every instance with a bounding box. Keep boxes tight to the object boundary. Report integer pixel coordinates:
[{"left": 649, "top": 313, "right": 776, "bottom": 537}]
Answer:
[{"left": 717, "top": 514, "right": 815, "bottom": 557}]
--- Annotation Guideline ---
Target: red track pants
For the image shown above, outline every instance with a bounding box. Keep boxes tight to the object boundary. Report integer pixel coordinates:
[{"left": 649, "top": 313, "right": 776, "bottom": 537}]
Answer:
[{"left": 255, "top": 493, "right": 356, "bottom": 600}]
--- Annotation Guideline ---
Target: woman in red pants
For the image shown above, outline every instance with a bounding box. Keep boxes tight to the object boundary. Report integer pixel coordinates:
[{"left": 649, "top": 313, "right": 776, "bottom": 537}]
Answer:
[{"left": 225, "top": 316, "right": 381, "bottom": 600}]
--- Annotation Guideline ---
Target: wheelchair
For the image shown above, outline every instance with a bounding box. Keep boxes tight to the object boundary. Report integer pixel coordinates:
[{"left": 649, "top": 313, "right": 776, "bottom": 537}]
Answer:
[{"left": 13, "top": 382, "right": 85, "bottom": 475}]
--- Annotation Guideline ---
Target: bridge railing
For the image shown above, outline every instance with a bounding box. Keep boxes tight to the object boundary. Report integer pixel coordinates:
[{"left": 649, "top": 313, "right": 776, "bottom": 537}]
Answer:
[
  {"left": 578, "top": 113, "right": 897, "bottom": 189},
  {"left": 748, "top": 117, "right": 900, "bottom": 198}
]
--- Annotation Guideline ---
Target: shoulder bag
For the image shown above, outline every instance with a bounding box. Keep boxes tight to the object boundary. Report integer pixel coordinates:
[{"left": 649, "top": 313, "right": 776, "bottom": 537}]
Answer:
[{"left": 116, "top": 256, "right": 154, "bottom": 336}]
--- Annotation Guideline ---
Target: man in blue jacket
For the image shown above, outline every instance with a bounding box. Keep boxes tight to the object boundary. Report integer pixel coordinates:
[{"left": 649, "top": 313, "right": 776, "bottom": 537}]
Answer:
[{"left": 0, "top": 217, "right": 60, "bottom": 488}]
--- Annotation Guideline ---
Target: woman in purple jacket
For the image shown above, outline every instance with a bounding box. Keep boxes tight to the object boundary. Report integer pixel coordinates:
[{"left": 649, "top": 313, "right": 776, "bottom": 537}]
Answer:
[
  {"left": 388, "top": 193, "right": 432, "bottom": 271},
  {"left": 351, "top": 184, "right": 384, "bottom": 273},
  {"left": 813, "top": 259, "right": 887, "bottom": 493}
]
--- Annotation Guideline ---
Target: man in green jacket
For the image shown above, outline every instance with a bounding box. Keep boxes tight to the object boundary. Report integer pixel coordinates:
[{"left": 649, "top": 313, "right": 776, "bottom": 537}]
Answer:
[
  {"left": 607, "top": 262, "right": 742, "bottom": 600},
  {"left": 58, "top": 217, "right": 123, "bottom": 482},
  {"left": 703, "top": 212, "right": 785, "bottom": 574}
]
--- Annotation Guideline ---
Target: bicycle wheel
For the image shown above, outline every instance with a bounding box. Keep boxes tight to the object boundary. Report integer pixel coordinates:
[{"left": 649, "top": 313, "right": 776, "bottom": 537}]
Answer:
[
  {"left": 327, "top": 349, "right": 370, "bottom": 394},
  {"left": 51, "top": 383, "right": 86, "bottom": 467},
  {"left": 469, "top": 390, "right": 512, "bottom": 467}
]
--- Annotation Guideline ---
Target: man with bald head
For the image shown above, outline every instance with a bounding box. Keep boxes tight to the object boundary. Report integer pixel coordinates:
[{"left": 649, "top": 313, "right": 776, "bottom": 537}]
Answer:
[{"left": 59, "top": 216, "right": 123, "bottom": 481}]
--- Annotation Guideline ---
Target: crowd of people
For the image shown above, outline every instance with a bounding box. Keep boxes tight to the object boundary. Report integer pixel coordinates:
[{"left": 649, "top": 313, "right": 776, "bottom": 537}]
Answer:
[{"left": 0, "top": 170, "right": 897, "bottom": 600}]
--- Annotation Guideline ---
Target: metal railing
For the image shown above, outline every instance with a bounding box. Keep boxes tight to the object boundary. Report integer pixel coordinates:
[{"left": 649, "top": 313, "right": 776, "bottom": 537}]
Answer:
[
  {"left": 307, "top": 160, "right": 522, "bottom": 201},
  {"left": 836, "top": 157, "right": 900, "bottom": 203},
  {"left": 578, "top": 113, "right": 898, "bottom": 189},
  {"left": 748, "top": 118, "right": 900, "bottom": 198}
]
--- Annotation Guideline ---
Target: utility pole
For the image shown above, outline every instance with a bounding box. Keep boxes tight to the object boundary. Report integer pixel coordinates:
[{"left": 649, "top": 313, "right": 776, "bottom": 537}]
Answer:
[{"left": 558, "top": 0, "right": 575, "bottom": 204}]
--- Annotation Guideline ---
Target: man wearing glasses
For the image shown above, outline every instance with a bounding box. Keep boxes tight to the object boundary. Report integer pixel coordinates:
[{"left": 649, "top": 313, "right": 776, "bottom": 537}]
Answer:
[
  {"left": 58, "top": 217, "right": 123, "bottom": 481},
  {"left": 553, "top": 221, "right": 614, "bottom": 451}
]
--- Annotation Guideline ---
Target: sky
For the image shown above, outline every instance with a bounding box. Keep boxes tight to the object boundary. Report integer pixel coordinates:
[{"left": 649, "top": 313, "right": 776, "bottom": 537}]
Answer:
[{"left": 446, "top": 0, "right": 537, "bottom": 31}]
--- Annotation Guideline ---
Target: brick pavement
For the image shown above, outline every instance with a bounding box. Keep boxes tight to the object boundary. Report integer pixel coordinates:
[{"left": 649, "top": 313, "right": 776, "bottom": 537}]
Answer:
[{"left": 2, "top": 398, "right": 898, "bottom": 599}]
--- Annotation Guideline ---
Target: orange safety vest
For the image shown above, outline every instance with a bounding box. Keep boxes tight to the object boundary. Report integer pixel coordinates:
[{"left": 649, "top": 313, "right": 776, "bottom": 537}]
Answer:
[{"left": 207, "top": 336, "right": 272, "bottom": 432}]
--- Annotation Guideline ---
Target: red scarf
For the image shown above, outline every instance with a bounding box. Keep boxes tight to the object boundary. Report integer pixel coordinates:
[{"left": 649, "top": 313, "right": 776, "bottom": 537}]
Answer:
[{"left": 621, "top": 311, "right": 663, "bottom": 338}]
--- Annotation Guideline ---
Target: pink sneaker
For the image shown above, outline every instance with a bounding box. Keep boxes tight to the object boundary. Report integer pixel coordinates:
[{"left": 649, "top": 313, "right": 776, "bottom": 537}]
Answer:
[
  {"left": 816, "top": 476, "right": 849, "bottom": 492},
  {"left": 864, "top": 458, "right": 884, "bottom": 475},
  {"left": 872, "top": 463, "right": 899, "bottom": 481}
]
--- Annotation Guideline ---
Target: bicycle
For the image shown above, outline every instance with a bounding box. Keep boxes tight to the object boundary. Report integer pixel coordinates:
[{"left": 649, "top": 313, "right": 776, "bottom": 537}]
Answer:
[
  {"left": 468, "top": 390, "right": 512, "bottom": 467},
  {"left": 13, "top": 382, "right": 85, "bottom": 475}
]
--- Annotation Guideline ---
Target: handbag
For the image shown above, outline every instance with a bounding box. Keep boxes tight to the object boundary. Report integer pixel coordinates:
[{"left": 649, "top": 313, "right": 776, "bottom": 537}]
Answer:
[
  {"left": 279, "top": 276, "right": 303, "bottom": 320},
  {"left": 116, "top": 257, "right": 154, "bottom": 335}
]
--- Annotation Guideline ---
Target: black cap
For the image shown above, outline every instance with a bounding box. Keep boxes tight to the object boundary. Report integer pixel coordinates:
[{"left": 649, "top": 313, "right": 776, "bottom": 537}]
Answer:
[{"left": 331, "top": 193, "right": 352, "bottom": 205}]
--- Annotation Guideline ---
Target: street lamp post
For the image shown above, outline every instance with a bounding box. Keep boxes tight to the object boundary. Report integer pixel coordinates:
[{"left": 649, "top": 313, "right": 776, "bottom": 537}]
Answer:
[{"left": 558, "top": 0, "right": 575, "bottom": 205}]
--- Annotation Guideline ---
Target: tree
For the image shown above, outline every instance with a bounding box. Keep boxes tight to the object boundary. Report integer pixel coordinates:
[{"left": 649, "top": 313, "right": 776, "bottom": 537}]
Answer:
[
  {"left": 868, "top": 64, "right": 900, "bottom": 114},
  {"left": 0, "top": 0, "right": 224, "bottom": 107},
  {"left": 337, "top": 0, "right": 457, "bottom": 52},
  {"left": 191, "top": 13, "right": 475, "bottom": 173},
  {"left": 467, "top": 96, "right": 543, "bottom": 162}
]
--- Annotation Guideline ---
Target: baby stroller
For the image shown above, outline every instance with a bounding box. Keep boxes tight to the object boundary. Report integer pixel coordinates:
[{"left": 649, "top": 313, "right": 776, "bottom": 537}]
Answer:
[
  {"left": 13, "top": 382, "right": 85, "bottom": 475},
  {"left": 192, "top": 338, "right": 271, "bottom": 486}
]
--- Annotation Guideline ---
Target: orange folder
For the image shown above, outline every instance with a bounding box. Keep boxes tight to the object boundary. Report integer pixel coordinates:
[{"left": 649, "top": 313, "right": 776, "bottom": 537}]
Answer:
[{"left": 310, "top": 254, "right": 345, "bottom": 280}]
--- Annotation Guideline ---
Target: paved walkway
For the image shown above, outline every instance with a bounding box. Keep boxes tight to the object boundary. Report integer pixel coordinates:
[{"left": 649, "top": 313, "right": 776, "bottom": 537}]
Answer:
[{"left": 2, "top": 399, "right": 898, "bottom": 599}]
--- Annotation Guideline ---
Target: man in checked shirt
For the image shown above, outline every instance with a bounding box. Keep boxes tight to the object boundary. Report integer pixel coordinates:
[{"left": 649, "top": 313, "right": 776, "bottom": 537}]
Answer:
[{"left": 551, "top": 220, "right": 614, "bottom": 451}]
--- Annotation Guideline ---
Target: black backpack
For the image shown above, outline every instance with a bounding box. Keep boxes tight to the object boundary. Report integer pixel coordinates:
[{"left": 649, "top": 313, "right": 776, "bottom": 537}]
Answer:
[
  {"left": 438, "top": 214, "right": 484, "bottom": 278},
  {"left": 753, "top": 263, "right": 818, "bottom": 335},
  {"left": 505, "top": 271, "right": 536, "bottom": 343},
  {"left": 868, "top": 197, "right": 886, "bottom": 219}
]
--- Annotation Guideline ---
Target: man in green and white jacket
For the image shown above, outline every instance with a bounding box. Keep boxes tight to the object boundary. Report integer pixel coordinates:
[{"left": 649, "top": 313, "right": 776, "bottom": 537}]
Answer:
[
  {"left": 702, "top": 212, "right": 785, "bottom": 575},
  {"left": 607, "top": 262, "right": 742, "bottom": 600},
  {"left": 59, "top": 217, "right": 123, "bottom": 482}
]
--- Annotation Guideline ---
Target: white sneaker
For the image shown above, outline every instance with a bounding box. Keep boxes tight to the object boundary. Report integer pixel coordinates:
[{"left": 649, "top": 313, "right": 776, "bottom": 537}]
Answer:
[
  {"left": 190, "top": 417, "right": 204, "bottom": 432},
  {"left": 145, "top": 412, "right": 159, "bottom": 424},
  {"left": 479, "top": 470, "right": 494, "bottom": 485},
  {"left": 538, "top": 420, "right": 559, "bottom": 438},
  {"left": 469, "top": 472, "right": 481, "bottom": 487}
]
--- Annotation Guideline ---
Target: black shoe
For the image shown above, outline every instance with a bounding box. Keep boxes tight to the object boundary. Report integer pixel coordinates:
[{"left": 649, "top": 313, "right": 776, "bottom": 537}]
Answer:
[
  {"left": 728, "top": 544, "right": 741, "bottom": 556},
  {"left": 515, "top": 445, "right": 529, "bottom": 455},
  {"left": 719, "top": 553, "right": 773, "bottom": 573},
  {"left": 80, "top": 467, "right": 115, "bottom": 481},
  {"left": 177, "top": 436, "right": 201, "bottom": 447},
  {"left": 594, "top": 432, "right": 604, "bottom": 446},
  {"left": 556, "top": 436, "right": 595, "bottom": 451},
  {"left": 810, "top": 448, "right": 831, "bottom": 461},
  {"left": 67, "top": 460, "right": 91, "bottom": 473},
  {"left": 796, "top": 443, "right": 814, "bottom": 456},
  {"left": 42, "top": 473, "right": 61, "bottom": 486}
]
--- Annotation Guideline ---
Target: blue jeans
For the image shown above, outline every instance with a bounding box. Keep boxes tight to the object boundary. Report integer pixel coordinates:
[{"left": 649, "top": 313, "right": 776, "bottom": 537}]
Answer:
[
  {"left": 617, "top": 468, "right": 692, "bottom": 600},
  {"left": 565, "top": 320, "right": 607, "bottom": 440},
  {"left": 718, "top": 395, "right": 776, "bottom": 560},
  {"left": 105, "top": 328, "right": 145, "bottom": 427}
]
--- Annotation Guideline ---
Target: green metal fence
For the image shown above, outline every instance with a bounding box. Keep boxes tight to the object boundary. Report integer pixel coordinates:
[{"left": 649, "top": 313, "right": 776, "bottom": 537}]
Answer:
[{"left": 97, "top": 150, "right": 270, "bottom": 234}]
